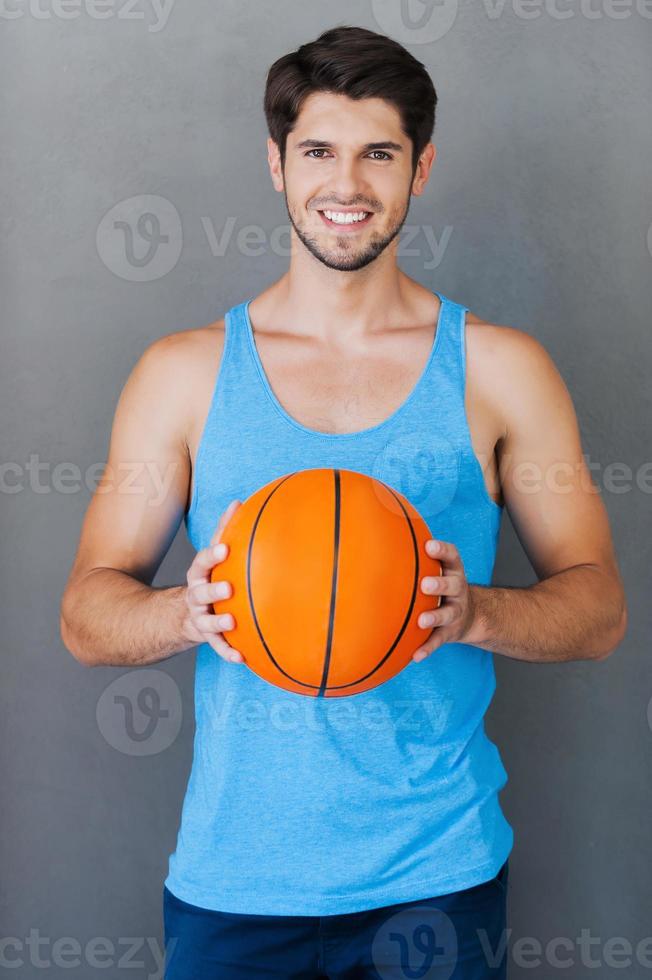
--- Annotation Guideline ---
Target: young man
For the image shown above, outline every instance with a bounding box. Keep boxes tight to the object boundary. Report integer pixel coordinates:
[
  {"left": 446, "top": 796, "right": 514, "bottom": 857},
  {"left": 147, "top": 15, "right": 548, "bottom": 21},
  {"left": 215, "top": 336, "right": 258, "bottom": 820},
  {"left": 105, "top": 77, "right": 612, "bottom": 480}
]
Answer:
[{"left": 60, "top": 25, "right": 627, "bottom": 980}]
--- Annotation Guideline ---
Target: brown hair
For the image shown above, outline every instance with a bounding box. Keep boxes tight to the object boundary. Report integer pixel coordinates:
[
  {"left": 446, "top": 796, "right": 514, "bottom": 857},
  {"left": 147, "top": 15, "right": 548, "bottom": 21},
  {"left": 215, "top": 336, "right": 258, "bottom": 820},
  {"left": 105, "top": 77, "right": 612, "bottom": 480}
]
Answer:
[{"left": 264, "top": 25, "right": 437, "bottom": 175}]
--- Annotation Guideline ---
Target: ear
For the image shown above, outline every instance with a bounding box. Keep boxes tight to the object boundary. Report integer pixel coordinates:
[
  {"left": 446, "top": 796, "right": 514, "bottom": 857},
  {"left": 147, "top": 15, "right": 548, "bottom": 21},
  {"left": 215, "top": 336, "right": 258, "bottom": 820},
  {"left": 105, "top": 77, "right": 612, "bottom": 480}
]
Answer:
[
  {"left": 267, "top": 138, "right": 285, "bottom": 193},
  {"left": 411, "top": 142, "right": 436, "bottom": 197}
]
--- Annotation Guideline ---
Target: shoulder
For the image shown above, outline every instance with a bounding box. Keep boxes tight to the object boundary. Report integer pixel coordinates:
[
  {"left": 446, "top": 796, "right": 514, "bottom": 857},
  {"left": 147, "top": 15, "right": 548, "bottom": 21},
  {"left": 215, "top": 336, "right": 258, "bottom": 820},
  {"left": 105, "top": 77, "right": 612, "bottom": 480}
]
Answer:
[
  {"left": 138, "top": 318, "right": 226, "bottom": 371},
  {"left": 464, "top": 309, "right": 573, "bottom": 436},
  {"left": 465, "top": 309, "right": 552, "bottom": 365},
  {"left": 134, "top": 318, "right": 227, "bottom": 392},
  {"left": 120, "top": 319, "right": 227, "bottom": 446}
]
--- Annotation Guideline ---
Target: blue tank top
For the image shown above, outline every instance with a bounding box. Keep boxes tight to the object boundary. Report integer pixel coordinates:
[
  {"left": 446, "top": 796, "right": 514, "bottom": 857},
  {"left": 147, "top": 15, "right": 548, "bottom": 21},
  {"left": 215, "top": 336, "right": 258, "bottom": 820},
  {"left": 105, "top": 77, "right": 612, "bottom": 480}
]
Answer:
[{"left": 164, "top": 289, "right": 514, "bottom": 915}]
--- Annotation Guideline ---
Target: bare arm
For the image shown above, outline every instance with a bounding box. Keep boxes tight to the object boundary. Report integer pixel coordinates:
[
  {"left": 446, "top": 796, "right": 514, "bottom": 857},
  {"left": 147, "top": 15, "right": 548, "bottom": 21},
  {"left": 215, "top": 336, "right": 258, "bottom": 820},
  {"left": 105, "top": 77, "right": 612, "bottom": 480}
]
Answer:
[
  {"left": 466, "top": 327, "right": 627, "bottom": 663},
  {"left": 60, "top": 329, "right": 240, "bottom": 667}
]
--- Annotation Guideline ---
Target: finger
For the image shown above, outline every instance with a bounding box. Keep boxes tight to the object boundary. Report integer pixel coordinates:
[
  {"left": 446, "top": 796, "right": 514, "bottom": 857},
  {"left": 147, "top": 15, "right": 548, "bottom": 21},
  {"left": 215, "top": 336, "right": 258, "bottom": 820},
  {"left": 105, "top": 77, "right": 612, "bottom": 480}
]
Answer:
[
  {"left": 420, "top": 574, "right": 462, "bottom": 598},
  {"left": 417, "top": 603, "right": 457, "bottom": 630},
  {"left": 425, "top": 539, "right": 462, "bottom": 568},
  {"left": 187, "top": 542, "right": 229, "bottom": 585},
  {"left": 412, "top": 628, "right": 451, "bottom": 662},
  {"left": 188, "top": 578, "right": 232, "bottom": 607},
  {"left": 194, "top": 611, "right": 236, "bottom": 633},
  {"left": 204, "top": 631, "right": 244, "bottom": 664},
  {"left": 412, "top": 637, "right": 441, "bottom": 662},
  {"left": 210, "top": 499, "right": 241, "bottom": 546}
]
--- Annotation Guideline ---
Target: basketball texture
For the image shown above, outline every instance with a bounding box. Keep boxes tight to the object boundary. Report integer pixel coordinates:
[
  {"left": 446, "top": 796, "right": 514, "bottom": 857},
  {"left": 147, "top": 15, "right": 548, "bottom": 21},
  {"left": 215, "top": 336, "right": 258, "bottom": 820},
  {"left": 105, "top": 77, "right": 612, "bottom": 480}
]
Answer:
[{"left": 211, "top": 467, "right": 442, "bottom": 698}]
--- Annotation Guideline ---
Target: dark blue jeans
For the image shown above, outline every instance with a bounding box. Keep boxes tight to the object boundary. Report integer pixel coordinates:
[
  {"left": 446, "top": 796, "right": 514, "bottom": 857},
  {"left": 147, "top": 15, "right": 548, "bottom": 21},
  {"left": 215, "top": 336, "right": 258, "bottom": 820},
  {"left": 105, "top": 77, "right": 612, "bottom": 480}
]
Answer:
[{"left": 163, "top": 860, "right": 509, "bottom": 979}]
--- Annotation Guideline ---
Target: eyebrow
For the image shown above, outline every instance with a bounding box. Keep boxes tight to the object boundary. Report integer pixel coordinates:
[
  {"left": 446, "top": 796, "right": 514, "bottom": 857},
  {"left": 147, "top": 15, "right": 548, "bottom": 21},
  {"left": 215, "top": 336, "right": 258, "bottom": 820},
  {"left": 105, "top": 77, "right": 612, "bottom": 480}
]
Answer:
[{"left": 295, "top": 139, "right": 404, "bottom": 153}]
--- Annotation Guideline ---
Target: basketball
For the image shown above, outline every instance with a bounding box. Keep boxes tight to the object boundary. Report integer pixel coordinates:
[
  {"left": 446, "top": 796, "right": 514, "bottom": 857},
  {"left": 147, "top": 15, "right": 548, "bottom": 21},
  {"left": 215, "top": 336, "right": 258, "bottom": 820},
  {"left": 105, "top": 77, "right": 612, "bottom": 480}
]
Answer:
[{"left": 210, "top": 467, "right": 442, "bottom": 698}]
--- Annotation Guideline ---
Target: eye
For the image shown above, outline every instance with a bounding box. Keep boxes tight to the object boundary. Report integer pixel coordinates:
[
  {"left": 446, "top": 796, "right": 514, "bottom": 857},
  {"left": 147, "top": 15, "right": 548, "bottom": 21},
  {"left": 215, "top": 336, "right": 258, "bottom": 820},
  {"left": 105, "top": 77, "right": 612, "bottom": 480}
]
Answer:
[{"left": 304, "top": 149, "right": 393, "bottom": 161}]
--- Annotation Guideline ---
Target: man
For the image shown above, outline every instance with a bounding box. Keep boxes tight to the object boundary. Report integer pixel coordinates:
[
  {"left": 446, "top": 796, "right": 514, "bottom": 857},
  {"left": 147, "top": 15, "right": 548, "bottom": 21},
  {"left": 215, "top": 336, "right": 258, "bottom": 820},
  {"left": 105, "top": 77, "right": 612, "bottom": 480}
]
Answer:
[{"left": 60, "top": 24, "right": 627, "bottom": 980}]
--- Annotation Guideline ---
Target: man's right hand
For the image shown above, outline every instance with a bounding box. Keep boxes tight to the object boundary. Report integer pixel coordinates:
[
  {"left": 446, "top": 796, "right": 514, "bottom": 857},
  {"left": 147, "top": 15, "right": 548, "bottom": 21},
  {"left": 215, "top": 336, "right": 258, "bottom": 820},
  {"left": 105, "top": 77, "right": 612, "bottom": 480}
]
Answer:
[{"left": 182, "top": 499, "right": 244, "bottom": 664}]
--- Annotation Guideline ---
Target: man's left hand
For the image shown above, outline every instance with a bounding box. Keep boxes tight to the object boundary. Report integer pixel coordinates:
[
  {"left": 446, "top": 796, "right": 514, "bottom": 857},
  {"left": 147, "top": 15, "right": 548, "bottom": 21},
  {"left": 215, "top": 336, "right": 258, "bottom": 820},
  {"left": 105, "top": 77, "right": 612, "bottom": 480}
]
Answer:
[{"left": 413, "top": 539, "right": 483, "bottom": 662}]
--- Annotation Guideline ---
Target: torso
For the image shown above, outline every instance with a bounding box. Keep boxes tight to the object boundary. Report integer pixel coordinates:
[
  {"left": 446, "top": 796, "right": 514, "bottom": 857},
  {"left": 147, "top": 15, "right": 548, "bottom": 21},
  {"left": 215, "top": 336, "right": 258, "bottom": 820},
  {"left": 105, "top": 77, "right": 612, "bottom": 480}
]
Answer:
[{"left": 182, "top": 294, "right": 507, "bottom": 513}]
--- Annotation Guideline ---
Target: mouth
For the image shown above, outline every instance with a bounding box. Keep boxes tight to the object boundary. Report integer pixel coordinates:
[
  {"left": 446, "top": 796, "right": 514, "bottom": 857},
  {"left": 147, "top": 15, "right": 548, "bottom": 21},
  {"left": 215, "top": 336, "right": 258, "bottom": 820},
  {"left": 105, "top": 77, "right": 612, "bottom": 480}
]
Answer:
[{"left": 317, "top": 209, "right": 374, "bottom": 232}]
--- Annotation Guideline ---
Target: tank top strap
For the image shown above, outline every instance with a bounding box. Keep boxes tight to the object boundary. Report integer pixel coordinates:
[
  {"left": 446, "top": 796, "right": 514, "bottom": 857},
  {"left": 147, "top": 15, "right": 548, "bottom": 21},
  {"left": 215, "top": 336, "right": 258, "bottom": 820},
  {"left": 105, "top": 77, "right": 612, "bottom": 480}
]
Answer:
[
  {"left": 431, "top": 290, "right": 470, "bottom": 393},
  {"left": 223, "top": 299, "right": 252, "bottom": 365},
  {"left": 212, "top": 298, "right": 271, "bottom": 402}
]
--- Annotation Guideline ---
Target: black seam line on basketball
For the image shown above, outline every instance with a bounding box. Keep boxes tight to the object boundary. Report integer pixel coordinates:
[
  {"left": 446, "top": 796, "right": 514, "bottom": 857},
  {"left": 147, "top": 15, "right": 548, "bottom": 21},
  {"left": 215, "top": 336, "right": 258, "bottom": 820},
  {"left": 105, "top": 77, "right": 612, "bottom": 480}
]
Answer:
[
  {"left": 326, "top": 479, "right": 419, "bottom": 690},
  {"left": 317, "top": 469, "right": 341, "bottom": 697},
  {"left": 246, "top": 474, "right": 310, "bottom": 684},
  {"left": 247, "top": 471, "right": 323, "bottom": 692}
]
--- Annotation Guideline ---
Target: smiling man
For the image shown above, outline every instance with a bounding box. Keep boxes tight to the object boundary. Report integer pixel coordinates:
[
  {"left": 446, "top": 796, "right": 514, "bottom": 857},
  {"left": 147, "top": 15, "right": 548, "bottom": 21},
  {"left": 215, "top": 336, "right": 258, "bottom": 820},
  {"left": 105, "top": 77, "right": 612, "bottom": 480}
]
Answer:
[{"left": 60, "top": 24, "right": 627, "bottom": 980}]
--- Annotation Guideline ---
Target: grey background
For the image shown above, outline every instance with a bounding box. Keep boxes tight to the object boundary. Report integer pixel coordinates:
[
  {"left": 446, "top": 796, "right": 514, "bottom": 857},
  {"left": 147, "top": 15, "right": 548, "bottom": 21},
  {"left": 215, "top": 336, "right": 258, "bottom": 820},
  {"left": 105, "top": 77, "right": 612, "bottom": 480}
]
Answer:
[{"left": 2, "top": 1, "right": 651, "bottom": 977}]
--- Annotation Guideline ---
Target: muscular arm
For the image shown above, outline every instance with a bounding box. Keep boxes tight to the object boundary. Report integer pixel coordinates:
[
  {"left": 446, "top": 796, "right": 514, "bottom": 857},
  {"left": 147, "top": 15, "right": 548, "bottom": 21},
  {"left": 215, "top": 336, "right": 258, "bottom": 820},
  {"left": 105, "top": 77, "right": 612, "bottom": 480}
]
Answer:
[
  {"left": 465, "top": 327, "right": 627, "bottom": 663},
  {"left": 60, "top": 331, "right": 210, "bottom": 667}
]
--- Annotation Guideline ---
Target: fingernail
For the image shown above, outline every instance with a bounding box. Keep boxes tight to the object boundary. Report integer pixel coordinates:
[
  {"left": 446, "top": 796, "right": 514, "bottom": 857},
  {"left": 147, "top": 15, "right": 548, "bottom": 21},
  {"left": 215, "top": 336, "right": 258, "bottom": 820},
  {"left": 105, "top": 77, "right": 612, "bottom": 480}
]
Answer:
[
  {"left": 229, "top": 652, "right": 243, "bottom": 663},
  {"left": 413, "top": 650, "right": 427, "bottom": 662},
  {"left": 214, "top": 543, "right": 226, "bottom": 557}
]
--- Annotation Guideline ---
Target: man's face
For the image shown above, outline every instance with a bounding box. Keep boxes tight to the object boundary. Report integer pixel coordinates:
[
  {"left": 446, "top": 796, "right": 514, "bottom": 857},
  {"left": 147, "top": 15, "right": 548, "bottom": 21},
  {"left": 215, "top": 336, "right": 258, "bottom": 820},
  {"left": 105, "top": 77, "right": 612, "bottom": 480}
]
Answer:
[{"left": 270, "top": 92, "right": 430, "bottom": 272}]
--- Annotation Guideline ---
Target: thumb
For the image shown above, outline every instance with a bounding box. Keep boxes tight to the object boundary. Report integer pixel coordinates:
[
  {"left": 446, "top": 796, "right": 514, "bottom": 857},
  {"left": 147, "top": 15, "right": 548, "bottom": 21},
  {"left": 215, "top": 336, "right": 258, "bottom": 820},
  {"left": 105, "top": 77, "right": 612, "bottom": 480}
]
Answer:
[{"left": 210, "top": 498, "right": 241, "bottom": 546}]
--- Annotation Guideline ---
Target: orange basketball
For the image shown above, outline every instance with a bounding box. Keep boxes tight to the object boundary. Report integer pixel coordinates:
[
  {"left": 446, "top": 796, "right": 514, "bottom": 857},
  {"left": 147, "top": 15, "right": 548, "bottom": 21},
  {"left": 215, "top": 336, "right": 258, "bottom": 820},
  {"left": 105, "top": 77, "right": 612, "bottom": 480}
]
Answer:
[{"left": 210, "top": 467, "right": 442, "bottom": 698}]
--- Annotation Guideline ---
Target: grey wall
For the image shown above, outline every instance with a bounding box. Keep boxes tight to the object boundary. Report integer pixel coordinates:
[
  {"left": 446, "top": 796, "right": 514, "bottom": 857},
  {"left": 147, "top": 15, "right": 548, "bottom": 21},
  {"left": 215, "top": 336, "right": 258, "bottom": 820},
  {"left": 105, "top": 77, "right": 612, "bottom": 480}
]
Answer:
[{"left": 2, "top": 1, "right": 651, "bottom": 977}]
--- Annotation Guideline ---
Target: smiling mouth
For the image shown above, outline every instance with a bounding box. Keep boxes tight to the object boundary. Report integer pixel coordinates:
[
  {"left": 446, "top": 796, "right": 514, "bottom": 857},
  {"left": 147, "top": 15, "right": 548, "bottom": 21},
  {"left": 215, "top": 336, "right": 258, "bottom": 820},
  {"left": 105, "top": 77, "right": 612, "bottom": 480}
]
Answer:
[{"left": 317, "top": 209, "right": 374, "bottom": 231}]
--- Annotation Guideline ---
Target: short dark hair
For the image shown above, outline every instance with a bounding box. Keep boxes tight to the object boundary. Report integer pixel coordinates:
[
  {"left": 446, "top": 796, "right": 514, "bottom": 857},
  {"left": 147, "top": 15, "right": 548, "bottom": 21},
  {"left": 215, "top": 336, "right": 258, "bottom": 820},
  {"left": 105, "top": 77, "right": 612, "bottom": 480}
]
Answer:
[{"left": 264, "top": 25, "right": 437, "bottom": 175}]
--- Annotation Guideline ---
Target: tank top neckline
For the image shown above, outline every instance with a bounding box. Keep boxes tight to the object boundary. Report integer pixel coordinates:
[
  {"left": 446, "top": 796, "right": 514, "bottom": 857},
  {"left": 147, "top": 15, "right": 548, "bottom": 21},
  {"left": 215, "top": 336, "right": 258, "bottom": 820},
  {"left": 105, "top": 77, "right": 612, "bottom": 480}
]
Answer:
[{"left": 236, "top": 289, "right": 451, "bottom": 441}]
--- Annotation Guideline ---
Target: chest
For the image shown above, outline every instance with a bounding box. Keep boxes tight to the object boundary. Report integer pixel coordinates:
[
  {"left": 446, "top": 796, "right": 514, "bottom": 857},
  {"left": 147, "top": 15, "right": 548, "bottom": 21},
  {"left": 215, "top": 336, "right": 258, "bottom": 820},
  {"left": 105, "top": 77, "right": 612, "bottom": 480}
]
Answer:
[
  {"left": 187, "top": 323, "right": 504, "bottom": 509},
  {"left": 249, "top": 334, "right": 502, "bottom": 506},
  {"left": 269, "top": 346, "right": 429, "bottom": 434}
]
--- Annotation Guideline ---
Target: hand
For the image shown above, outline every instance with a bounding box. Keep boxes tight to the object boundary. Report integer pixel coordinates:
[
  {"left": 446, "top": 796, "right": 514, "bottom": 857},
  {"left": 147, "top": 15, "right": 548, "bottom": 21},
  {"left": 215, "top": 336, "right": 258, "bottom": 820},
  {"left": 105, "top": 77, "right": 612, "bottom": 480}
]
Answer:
[
  {"left": 182, "top": 499, "right": 244, "bottom": 664},
  {"left": 412, "top": 538, "right": 478, "bottom": 663}
]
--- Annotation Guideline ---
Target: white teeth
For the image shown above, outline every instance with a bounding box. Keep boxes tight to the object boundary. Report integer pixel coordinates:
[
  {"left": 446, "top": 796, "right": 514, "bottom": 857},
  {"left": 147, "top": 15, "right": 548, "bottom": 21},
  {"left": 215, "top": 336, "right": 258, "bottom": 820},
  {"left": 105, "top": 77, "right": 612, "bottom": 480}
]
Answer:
[{"left": 323, "top": 210, "right": 370, "bottom": 224}]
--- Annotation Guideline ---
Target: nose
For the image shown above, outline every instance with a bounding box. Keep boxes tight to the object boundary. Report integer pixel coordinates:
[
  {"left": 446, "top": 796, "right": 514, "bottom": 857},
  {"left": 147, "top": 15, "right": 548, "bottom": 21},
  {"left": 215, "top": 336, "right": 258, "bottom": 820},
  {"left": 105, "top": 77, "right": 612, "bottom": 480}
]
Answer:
[{"left": 327, "top": 156, "right": 367, "bottom": 206}]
